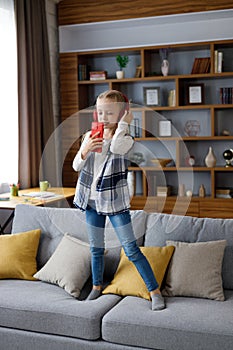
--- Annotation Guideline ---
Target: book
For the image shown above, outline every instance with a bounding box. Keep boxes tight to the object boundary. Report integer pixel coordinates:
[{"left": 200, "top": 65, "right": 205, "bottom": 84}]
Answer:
[
  {"left": 78, "top": 64, "right": 88, "bottom": 80},
  {"left": 191, "top": 57, "right": 210, "bottom": 74},
  {"left": 22, "top": 192, "right": 63, "bottom": 200},
  {"left": 219, "top": 87, "right": 233, "bottom": 104},
  {"left": 157, "top": 186, "right": 171, "bottom": 196},
  {"left": 89, "top": 71, "right": 107, "bottom": 80},
  {"left": 147, "top": 174, "right": 156, "bottom": 196},
  {"left": 168, "top": 89, "right": 176, "bottom": 106},
  {"left": 214, "top": 50, "right": 218, "bottom": 73},
  {"left": 217, "top": 52, "right": 223, "bottom": 73}
]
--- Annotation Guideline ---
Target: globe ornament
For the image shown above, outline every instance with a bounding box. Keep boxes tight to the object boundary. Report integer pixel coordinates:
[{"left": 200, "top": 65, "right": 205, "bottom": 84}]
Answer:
[{"left": 223, "top": 149, "right": 233, "bottom": 167}]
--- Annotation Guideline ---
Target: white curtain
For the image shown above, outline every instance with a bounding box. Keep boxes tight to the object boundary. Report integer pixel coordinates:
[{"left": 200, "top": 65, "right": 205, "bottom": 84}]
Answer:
[{"left": 0, "top": 0, "right": 18, "bottom": 187}]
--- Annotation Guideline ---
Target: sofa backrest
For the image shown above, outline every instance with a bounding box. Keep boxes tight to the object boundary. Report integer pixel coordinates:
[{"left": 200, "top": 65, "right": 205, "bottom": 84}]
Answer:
[
  {"left": 12, "top": 205, "right": 233, "bottom": 289},
  {"left": 12, "top": 204, "right": 147, "bottom": 278},
  {"left": 145, "top": 212, "right": 233, "bottom": 290}
]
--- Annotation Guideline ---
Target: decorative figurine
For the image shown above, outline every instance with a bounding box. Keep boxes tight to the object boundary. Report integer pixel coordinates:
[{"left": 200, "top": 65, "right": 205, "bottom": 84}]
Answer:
[
  {"left": 185, "top": 155, "right": 195, "bottom": 167},
  {"left": 223, "top": 149, "right": 233, "bottom": 167},
  {"left": 199, "top": 184, "right": 206, "bottom": 197}
]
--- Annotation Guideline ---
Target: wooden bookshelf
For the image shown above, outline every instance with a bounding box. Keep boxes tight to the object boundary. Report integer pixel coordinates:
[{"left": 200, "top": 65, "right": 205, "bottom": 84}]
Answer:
[{"left": 59, "top": 39, "right": 233, "bottom": 218}]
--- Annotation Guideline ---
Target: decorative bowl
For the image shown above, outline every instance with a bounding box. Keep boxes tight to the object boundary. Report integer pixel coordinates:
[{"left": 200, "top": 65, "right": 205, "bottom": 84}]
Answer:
[{"left": 151, "top": 158, "right": 172, "bottom": 167}]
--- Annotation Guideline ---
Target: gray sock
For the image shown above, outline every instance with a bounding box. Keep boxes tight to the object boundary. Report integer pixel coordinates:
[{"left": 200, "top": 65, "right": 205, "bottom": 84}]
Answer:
[
  {"left": 151, "top": 294, "right": 165, "bottom": 311},
  {"left": 86, "top": 289, "right": 102, "bottom": 301}
]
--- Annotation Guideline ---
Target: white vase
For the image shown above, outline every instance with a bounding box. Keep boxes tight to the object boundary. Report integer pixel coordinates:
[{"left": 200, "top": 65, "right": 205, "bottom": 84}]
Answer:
[
  {"left": 161, "top": 59, "right": 169, "bottom": 76},
  {"left": 116, "top": 70, "right": 124, "bottom": 79},
  {"left": 205, "top": 146, "right": 216, "bottom": 167}
]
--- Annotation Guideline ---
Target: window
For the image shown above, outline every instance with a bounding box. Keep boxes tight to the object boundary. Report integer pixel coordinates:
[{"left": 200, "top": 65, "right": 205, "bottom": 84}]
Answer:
[{"left": 0, "top": 0, "right": 18, "bottom": 186}]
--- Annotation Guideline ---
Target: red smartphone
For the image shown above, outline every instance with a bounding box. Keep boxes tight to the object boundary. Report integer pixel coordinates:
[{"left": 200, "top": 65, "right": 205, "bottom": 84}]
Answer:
[{"left": 91, "top": 121, "right": 104, "bottom": 153}]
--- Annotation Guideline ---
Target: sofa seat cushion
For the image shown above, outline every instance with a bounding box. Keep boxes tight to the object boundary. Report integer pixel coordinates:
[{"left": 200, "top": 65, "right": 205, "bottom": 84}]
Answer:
[
  {"left": 0, "top": 280, "right": 121, "bottom": 340},
  {"left": 102, "top": 290, "right": 233, "bottom": 350}
]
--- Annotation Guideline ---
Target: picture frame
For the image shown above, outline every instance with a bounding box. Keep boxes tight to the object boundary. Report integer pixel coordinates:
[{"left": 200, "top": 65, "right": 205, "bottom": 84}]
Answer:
[
  {"left": 143, "top": 87, "right": 160, "bottom": 106},
  {"left": 159, "top": 120, "right": 171, "bottom": 137},
  {"left": 187, "top": 84, "right": 204, "bottom": 104}
]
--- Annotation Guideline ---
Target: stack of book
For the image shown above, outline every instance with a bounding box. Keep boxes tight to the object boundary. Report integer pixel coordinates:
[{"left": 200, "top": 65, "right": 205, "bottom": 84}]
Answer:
[
  {"left": 216, "top": 188, "right": 233, "bottom": 198},
  {"left": 219, "top": 87, "right": 233, "bottom": 104},
  {"left": 157, "top": 186, "right": 171, "bottom": 197},
  {"left": 89, "top": 71, "right": 107, "bottom": 80},
  {"left": 191, "top": 57, "right": 210, "bottom": 74},
  {"left": 214, "top": 50, "right": 223, "bottom": 73}
]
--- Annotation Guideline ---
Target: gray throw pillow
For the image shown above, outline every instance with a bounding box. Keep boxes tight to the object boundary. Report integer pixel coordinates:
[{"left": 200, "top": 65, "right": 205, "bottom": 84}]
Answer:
[
  {"left": 163, "top": 240, "right": 226, "bottom": 301},
  {"left": 34, "top": 233, "right": 91, "bottom": 298}
]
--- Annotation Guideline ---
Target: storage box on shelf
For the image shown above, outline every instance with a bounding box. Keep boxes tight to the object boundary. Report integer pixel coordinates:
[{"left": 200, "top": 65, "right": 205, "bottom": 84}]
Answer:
[{"left": 59, "top": 40, "right": 233, "bottom": 218}]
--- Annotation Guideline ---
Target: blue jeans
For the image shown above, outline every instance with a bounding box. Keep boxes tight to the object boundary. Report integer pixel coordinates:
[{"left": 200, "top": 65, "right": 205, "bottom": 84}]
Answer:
[{"left": 85, "top": 204, "right": 159, "bottom": 292}]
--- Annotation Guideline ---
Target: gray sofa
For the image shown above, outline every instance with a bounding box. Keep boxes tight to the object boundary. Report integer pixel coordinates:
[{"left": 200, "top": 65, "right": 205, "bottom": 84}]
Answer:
[{"left": 1, "top": 204, "right": 233, "bottom": 350}]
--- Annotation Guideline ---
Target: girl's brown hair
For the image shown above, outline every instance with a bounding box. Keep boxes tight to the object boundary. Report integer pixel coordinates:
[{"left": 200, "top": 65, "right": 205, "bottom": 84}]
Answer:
[{"left": 97, "top": 90, "right": 129, "bottom": 120}]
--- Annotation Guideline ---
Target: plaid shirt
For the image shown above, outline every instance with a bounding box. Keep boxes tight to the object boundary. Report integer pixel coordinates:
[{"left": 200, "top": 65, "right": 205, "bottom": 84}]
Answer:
[{"left": 73, "top": 150, "right": 131, "bottom": 215}]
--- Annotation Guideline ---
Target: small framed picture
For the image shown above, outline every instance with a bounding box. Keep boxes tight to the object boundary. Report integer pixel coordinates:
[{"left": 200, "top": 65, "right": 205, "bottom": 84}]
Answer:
[
  {"left": 144, "top": 87, "right": 160, "bottom": 106},
  {"left": 187, "top": 84, "right": 204, "bottom": 104},
  {"left": 159, "top": 120, "right": 171, "bottom": 137}
]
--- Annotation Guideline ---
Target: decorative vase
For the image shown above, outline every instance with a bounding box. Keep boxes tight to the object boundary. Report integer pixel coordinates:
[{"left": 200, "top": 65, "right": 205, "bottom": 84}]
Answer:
[
  {"left": 116, "top": 70, "right": 124, "bottom": 79},
  {"left": 161, "top": 59, "right": 169, "bottom": 76},
  {"left": 178, "top": 184, "right": 185, "bottom": 197},
  {"left": 199, "top": 184, "right": 206, "bottom": 197},
  {"left": 205, "top": 146, "right": 216, "bottom": 167}
]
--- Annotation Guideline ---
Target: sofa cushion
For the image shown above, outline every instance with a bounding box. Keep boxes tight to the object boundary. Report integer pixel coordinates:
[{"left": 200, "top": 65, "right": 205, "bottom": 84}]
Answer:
[
  {"left": 12, "top": 205, "right": 146, "bottom": 279},
  {"left": 0, "top": 229, "right": 41, "bottom": 280},
  {"left": 163, "top": 240, "right": 226, "bottom": 301},
  {"left": 34, "top": 234, "right": 91, "bottom": 298},
  {"left": 12, "top": 205, "right": 89, "bottom": 269},
  {"left": 0, "top": 279, "right": 121, "bottom": 341},
  {"left": 145, "top": 213, "right": 233, "bottom": 289},
  {"left": 103, "top": 246, "right": 174, "bottom": 300},
  {"left": 102, "top": 291, "right": 233, "bottom": 350}
]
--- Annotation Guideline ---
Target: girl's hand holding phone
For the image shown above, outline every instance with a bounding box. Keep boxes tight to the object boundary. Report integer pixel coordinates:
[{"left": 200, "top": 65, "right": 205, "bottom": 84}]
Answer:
[{"left": 81, "top": 131, "right": 103, "bottom": 159}]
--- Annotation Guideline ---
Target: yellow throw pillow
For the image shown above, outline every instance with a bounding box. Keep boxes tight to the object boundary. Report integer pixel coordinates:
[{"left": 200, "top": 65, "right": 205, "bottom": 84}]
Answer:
[
  {"left": 0, "top": 229, "right": 41, "bottom": 280},
  {"left": 103, "top": 246, "right": 174, "bottom": 300}
]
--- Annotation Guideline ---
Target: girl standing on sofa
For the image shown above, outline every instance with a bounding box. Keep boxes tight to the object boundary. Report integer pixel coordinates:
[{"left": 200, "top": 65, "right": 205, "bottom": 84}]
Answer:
[{"left": 73, "top": 90, "right": 165, "bottom": 311}]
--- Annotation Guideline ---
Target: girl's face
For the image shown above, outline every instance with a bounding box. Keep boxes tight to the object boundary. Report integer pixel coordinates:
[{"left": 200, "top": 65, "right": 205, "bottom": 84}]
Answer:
[{"left": 96, "top": 99, "right": 121, "bottom": 129}]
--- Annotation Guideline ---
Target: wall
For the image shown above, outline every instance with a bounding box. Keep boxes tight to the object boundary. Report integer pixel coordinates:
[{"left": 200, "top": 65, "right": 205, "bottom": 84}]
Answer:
[
  {"left": 58, "top": 0, "right": 233, "bottom": 25},
  {"left": 59, "top": 10, "right": 233, "bottom": 52}
]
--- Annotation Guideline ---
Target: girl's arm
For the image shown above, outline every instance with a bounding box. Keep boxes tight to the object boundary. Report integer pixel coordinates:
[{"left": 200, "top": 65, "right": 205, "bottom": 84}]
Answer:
[
  {"left": 73, "top": 127, "right": 104, "bottom": 171},
  {"left": 72, "top": 131, "right": 91, "bottom": 171},
  {"left": 110, "top": 111, "right": 134, "bottom": 155}
]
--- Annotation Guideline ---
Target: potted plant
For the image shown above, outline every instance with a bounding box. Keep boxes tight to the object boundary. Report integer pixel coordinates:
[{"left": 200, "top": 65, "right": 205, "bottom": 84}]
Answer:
[{"left": 116, "top": 55, "right": 129, "bottom": 79}]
